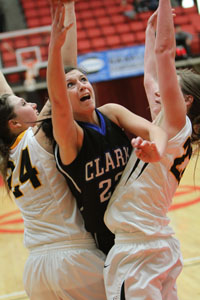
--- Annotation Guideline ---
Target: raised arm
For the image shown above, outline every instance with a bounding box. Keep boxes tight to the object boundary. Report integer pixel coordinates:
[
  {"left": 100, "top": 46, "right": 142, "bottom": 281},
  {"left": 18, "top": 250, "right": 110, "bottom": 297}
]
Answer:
[
  {"left": 100, "top": 103, "right": 168, "bottom": 162},
  {"left": 0, "top": 70, "right": 13, "bottom": 95},
  {"left": 155, "top": 0, "right": 186, "bottom": 138},
  {"left": 49, "top": 0, "right": 77, "bottom": 66},
  {"left": 47, "top": 2, "right": 81, "bottom": 164},
  {"left": 144, "top": 10, "right": 160, "bottom": 121},
  {"left": 61, "top": 0, "right": 77, "bottom": 66}
]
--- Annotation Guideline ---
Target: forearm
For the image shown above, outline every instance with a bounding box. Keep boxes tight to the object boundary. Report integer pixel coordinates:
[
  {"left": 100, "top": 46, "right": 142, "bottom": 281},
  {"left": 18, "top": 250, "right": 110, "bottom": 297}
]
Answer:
[
  {"left": 48, "top": 2, "right": 73, "bottom": 105},
  {"left": 47, "top": 43, "right": 75, "bottom": 140},
  {"left": 149, "top": 125, "right": 168, "bottom": 157},
  {"left": 62, "top": 1, "right": 77, "bottom": 66},
  {"left": 47, "top": 47, "right": 67, "bottom": 105},
  {"left": 155, "top": 0, "right": 176, "bottom": 57},
  {"left": 144, "top": 12, "right": 160, "bottom": 121},
  {"left": 0, "top": 70, "right": 13, "bottom": 95},
  {"left": 144, "top": 24, "right": 157, "bottom": 84}
]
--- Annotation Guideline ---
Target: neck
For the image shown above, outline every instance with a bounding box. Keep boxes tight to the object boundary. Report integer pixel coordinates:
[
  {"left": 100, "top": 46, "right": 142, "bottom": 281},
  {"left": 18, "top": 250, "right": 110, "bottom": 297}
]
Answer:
[{"left": 74, "top": 110, "right": 99, "bottom": 125}]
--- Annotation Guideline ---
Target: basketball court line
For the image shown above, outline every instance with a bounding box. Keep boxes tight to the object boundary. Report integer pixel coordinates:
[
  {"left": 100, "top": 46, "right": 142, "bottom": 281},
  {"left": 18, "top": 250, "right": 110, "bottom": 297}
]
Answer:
[
  {"left": 183, "top": 256, "right": 200, "bottom": 266},
  {"left": 0, "top": 291, "right": 27, "bottom": 300}
]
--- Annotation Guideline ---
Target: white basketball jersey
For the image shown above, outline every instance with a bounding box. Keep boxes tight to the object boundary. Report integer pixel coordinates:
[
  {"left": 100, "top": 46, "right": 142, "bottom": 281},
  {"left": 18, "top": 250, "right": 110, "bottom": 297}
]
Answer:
[
  {"left": 8, "top": 128, "right": 92, "bottom": 249},
  {"left": 104, "top": 117, "right": 192, "bottom": 236}
]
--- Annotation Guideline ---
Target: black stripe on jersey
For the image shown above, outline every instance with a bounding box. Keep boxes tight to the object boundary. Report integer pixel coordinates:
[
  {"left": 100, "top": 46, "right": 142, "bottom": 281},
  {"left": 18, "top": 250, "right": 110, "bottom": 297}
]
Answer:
[
  {"left": 125, "top": 158, "right": 140, "bottom": 184},
  {"left": 125, "top": 159, "right": 148, "bottom": 184},
  {"left": 120, "top": 281, "right": 126, "bottom": 300},
  {"left": 54, "top": 144, "right": 82, "bottom": 193},
  {"left": 137, "top": 162, "right": 148, "bottom": 179}
]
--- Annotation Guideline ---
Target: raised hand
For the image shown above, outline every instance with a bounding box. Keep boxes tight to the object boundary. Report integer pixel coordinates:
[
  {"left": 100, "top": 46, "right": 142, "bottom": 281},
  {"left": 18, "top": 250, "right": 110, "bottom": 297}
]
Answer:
[
  {"left": 147, "top": 8, "right": 158, "bottom": 30},
  {"left": 50, "top": 2, "right": 73, "bottom": 51},
  {"left": 147, "top": 8, "right": 176, "bottom": 31},
  {"left": 131, "top": 136, "right": 162, "bottom": 163},
  {"left": 49, "top": 0, "right": 76, "bottom": 21}
]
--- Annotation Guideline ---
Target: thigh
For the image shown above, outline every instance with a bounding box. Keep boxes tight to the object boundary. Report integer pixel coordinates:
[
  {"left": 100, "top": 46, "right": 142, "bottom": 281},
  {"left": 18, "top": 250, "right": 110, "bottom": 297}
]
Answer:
[
  {"left": 104, "top": 238, "right": 182, "bottom": 300},
  {"left": 24, "top": 247, "right": 106, "bottom": 300},
  {"left": 162, "top": 257, "right": 183, "bottom": 300}
]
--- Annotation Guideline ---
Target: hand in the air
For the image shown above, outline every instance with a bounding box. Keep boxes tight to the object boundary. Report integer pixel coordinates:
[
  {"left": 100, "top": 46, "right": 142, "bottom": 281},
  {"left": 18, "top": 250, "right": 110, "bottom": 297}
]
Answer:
[
  {"left": 49, "top": 1, "right": 73, "bottom": 50},
  {"left": 131, "top": 136, "right": 162, "bottom": 163}
]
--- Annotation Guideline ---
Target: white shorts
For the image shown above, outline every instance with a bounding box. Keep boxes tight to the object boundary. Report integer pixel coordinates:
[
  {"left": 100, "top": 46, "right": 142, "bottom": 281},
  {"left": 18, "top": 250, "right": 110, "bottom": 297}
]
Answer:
[
  {"left": 24, "top": 239, "right": 106, "bottom": 300},
  {"left": 104, "top": 233, "right": 183, "bottom": 300}
]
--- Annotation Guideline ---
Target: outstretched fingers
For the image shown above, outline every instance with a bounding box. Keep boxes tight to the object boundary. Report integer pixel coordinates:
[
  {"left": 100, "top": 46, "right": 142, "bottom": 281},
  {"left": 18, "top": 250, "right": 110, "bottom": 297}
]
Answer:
[
  {"left": 131, "top": 136, "right": 143, "bottom": 148},
  {"left": 132, "top": 137, "right": 161, "bottom": 162},
  {"left": 53, "top": 2, "right": 73, "bottom": 33},
  {"left": 49, "top": 0, "right": 59, "bottom": 21}
]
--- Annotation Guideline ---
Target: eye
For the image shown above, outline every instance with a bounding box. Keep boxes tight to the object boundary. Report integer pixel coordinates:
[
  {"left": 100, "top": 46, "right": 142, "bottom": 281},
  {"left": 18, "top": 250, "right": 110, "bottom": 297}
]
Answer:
[
  {"left": 22, "top": 100, "right": 27, "bottom": 106},
  {"left": 67, "top": 82, "right": 74, "bottom": 88},
  {"left": 81, "top": 77, "right": 87, "bottom": 82}
]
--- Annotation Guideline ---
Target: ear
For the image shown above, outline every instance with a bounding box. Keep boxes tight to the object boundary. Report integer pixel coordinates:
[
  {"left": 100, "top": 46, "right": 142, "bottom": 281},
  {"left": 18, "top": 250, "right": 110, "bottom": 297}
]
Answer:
[
  {"left": 185, "top": 95, "right": 194, "bottom": 110},
  {"left": 185, "top": 95, "right": 193, "bottom": 104},
  {"left": 8, "top": 119, "right": 22, "bottom": 130}
]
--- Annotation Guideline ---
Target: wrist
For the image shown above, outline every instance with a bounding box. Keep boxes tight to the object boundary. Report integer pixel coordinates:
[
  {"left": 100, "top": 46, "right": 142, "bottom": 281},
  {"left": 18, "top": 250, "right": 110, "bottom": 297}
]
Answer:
[
  {"left": 64, "top": 1, "right": 75, "bottom": 10},
  {"left": 146, "top": 25, "right": 155, "bottom": 35}
]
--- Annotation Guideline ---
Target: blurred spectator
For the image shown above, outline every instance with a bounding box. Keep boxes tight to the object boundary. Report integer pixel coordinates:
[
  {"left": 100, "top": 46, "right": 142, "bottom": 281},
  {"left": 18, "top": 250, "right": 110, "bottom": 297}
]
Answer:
[
  {"left": 172, "top": 0, "right": 182, "bottom": 6},
  {"left": 121, "top": 0, "right": 137, "bottom": 19},
  {"left": 122, "top": 0, "right": 158, "bottom": 19},
  {"left": 0, "top": 5, "right": 5, "bottom": 32},
  {"left": 175, "top": 25, "right": 193, "bottom": 59},
  {"left": 147, "top": 0, "right": 159, "bottom": 11}
]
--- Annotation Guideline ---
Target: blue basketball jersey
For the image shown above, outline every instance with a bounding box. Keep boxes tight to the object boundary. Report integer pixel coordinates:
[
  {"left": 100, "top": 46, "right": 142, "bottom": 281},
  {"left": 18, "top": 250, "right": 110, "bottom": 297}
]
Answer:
[{"left": 55, "top": 109, "right": 132, "bottom": 253}]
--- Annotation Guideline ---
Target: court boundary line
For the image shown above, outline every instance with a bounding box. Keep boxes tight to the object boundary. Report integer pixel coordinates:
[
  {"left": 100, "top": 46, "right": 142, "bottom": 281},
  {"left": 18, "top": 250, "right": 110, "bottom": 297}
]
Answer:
[
  {"left": 0, "top": 291, "right": 27, "bottom": 300},
  {"left": 183, "top": 256, "right": 200, "bottom": 266}
]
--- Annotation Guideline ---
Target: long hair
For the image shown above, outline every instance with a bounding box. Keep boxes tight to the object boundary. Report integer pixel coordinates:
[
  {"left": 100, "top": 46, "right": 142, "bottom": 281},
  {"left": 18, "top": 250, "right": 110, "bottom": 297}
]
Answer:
[
  {"left": 177, "top": 68, "right": 200, "bottom": 146},
  {"left": 35, "top": 107, "right": 54, "bottom": 143},
  {"left": 0, "top": 93, "right": 17, "bottom": 191}
]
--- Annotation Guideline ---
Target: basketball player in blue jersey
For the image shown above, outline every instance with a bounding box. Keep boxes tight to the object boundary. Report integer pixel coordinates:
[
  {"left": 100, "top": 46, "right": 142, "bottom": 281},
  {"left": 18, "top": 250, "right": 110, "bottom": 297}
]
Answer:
[
  {"left": 47, "top": 1, "right": 168, "bottom": 255},
  {"left": 103, "top": 1, "right": 200, "bottom": 299},
  {"left": 0, "top": 1, "right": 107, "bottom": 299}
]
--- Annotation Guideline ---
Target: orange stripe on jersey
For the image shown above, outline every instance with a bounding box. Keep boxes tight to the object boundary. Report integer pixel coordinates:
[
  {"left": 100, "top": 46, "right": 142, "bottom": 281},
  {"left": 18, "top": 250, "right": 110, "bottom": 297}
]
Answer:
[{"left": 10, "top": 130, "right": 26, "bottom": 150}]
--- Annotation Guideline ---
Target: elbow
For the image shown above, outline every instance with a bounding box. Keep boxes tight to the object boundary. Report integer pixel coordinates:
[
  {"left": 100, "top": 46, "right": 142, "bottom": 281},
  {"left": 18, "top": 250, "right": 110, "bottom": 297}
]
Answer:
[
  {"left": 144, "top": 77, "right": 152, "bottom": 91},
  {"left": 155, "top": 44, "right": 168, "bottom": 55},
  {"left": 155, "top": 47, "right": 175, "bottom": 61},
  {"left": 155, "top": 39, "right": 176, "bottom": 58}
]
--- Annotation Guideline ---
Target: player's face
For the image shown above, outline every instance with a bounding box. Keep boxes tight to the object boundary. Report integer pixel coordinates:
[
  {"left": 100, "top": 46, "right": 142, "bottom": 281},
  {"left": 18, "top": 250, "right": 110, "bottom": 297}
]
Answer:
[
  {"left": 65, "top": 70, "right": 96, "bottom": 118},
  {"left": 8, "top": 95, "right": 38, "bottom": 129}
]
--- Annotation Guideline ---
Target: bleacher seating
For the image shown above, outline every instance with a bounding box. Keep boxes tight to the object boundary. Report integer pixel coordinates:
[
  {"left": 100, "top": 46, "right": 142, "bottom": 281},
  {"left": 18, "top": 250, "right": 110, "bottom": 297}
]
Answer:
[{"left": 0, "top": 0, "right": 200, "bottom": 85}]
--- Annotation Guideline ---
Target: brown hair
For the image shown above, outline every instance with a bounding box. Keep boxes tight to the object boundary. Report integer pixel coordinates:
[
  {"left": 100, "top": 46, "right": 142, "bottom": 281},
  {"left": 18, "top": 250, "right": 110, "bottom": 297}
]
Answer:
[
  {"left": 177, "top": 68, "right": 200, "bottom": 146},
  {"left": 0, "top": 94, "right": 17, "bottom": 191}
]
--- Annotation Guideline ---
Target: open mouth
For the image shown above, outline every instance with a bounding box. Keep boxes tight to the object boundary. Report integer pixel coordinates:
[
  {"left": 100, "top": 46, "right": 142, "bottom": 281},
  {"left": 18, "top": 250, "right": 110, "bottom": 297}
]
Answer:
[
  {"left": 80, "top": 95, "right": 90, "bottom": 102},
  {"left": 155, "top": 100, "right": 161, "bottom": 105}
]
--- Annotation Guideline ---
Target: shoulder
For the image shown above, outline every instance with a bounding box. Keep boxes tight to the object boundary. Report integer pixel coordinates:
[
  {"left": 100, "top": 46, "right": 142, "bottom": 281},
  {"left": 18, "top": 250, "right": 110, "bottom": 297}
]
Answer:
[
  {"left": 167, "top": 116, "right": 192, "bottom": 146},
  {"left": 98, "top": 103, "right": 125, "bottom": 125},
  {"left": 32, "top": 126, "right": 53, "bottom": 153}
]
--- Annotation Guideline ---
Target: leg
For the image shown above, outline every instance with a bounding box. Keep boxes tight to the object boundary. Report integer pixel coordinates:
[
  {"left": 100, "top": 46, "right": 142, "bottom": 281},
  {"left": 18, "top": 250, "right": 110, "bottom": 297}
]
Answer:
[
  {"left": 24, "top": 247, "right": 106, "bottom": 300},
  {"left": 104, "top": 237, "right": 182, "bottom": 300},
  {"left": 162, "top": 257, "right": 183, "bottom": 300}
]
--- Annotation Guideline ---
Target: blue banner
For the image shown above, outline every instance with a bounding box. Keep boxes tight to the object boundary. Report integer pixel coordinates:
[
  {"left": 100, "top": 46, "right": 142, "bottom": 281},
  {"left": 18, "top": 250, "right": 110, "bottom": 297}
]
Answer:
[{"left": 78, "top": 45, "right": 145, "bottom": 83}]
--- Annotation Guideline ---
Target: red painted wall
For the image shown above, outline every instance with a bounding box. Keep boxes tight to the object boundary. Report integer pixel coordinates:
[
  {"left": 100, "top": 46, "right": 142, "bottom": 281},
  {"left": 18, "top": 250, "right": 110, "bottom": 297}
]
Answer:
[{"left": 93, "top": 75, "right": 151, "bottom": 121}]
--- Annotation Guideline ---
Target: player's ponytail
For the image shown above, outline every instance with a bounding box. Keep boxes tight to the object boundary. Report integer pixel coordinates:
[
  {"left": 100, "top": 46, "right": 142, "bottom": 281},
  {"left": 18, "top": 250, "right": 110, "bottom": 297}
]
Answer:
[
  {"left": 0, "top": 94, "right": 16, "bottom": 193},
  {"left": 35, "top": 107, "right": 54, "bottom": 143},
  {"left": 177, "top": 69, "right": 200, "bottom": 148}
]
